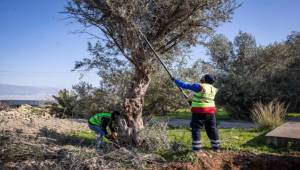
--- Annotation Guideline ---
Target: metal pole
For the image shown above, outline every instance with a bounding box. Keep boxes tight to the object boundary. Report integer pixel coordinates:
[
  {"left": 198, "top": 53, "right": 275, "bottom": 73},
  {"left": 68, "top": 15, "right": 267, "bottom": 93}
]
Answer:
[{"left": 137, "top": 29, "right": 189, "bottom": 100}]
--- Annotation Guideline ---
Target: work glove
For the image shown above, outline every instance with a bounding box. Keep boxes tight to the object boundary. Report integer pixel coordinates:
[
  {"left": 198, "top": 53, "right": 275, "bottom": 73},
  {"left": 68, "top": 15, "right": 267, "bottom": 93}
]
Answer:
[{"left": 107, "top": 132, "right": 117, "bottom": 141}]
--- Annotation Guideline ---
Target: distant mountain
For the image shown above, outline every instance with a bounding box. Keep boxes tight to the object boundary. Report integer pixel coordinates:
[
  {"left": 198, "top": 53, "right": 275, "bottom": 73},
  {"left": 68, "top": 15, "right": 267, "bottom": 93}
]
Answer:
[{"left": 0, "top": 84, "right": 59, "bottom": 100}]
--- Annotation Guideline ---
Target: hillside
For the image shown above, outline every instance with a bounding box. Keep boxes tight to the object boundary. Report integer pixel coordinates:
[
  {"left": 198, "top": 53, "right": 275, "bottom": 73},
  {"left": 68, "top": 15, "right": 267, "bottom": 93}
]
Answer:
[{"left": 0, "top": 84, "right": 59, "bottom": 100}]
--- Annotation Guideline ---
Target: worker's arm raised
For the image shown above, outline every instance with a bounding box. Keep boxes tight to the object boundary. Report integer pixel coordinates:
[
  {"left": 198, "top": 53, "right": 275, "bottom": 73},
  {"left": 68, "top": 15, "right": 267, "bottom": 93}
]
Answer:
[{"left": 174, "top": 79, "right": 202, "bottom": 92}]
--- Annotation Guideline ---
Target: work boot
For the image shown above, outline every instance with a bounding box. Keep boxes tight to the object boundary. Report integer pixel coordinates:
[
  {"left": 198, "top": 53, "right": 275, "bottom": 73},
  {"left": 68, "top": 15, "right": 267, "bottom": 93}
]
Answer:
[
  {"left": 96, "top": 134, "right": 103, "bottom": 148},
  {"left": 212, "top": 148, "right": 220, "bottom": 152},
  {"left": 193, "top": 149, "right": 206, "bottom": 157},
  {"left": 193, "top": 149, "right": 203, "bottom": 153},
  {"left": 96, "top": 140, "right": 103, "bottom": 148}
]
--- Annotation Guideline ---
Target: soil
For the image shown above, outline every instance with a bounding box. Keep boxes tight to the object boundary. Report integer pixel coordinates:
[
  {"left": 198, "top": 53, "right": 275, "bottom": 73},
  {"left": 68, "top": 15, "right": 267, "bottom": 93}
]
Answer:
[
  {"left": 1, "top": 105, "right": 300, "bottom": 170},
  {"left": 0, "top": 105, "right": 88, "bottom": 134},
  {"left": 154, "top": 151, "right": 300, "bottom": 170}
]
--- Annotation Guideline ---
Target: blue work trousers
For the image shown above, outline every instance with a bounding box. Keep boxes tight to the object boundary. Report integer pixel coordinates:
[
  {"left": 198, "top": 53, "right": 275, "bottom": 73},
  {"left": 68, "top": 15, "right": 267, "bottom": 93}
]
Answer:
[
  {"left": 88, "top": 124, "right": 106, "bottom": 137},
  {"left": 190, "top": 113, "right": 220, "bottom": 151}
]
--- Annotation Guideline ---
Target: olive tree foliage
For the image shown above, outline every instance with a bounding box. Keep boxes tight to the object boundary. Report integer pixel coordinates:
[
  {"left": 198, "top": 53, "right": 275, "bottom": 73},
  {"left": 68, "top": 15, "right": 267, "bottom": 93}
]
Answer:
[
  {"left": 72, "top": 82, "right": 124, "bottom": 117},
  {"left": 144, "top": 57, "right": 215, "bottom": 116},
  {"left": 207, "top": 31, "right": 300, "bottom": 118},
  {"left": 65, "top": 0, "right": 238, "bottom": 145}
]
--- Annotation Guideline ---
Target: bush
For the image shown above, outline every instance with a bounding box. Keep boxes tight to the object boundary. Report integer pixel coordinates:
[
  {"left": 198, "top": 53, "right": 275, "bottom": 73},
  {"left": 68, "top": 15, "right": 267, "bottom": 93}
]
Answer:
[
  {"left": 250, "top": 100, "right": 287, "bottom": 130},
  {"left": 139, "top": 121, "right": 170, "bottom": 152},
  {"left": 51, "top": 89, "right": 77, "bottom": 118}
]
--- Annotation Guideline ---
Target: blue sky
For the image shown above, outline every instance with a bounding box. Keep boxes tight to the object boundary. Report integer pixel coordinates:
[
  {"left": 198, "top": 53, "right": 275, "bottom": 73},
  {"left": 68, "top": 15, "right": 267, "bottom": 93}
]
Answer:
[{"left": 1, "top": 0, "right": 300, "bottom": 89}]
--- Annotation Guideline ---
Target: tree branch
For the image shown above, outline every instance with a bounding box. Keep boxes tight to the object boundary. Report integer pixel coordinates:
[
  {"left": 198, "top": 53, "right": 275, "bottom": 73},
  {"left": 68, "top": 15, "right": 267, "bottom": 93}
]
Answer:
[
  {"left": 154, "top": 2, "right": 209, "bottom": 40},
  {"left": 69, "top": 2, "right": 139, "bottom": 68}
]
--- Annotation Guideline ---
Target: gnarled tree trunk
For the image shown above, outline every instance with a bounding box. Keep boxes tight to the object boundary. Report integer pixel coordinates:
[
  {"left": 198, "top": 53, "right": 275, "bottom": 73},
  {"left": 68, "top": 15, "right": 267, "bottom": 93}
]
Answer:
[{"left": 117, "top": 66, "right": 151, "bottom": 146}]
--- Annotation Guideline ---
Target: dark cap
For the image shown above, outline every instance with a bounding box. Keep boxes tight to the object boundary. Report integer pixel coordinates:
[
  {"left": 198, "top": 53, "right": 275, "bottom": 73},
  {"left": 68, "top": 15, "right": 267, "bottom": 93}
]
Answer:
[
  {"left": 111, "top": 110, "right": 120, "bottom": 120},
  {"left": 202, "top": 74, "right": 215, "bottom": 84}
]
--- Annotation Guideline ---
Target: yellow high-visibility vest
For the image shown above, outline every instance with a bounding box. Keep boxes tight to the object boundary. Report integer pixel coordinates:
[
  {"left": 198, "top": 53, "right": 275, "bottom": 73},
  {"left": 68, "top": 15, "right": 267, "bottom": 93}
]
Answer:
[{"left": 191, "top": 83, "right": 217, "bottom": 113}]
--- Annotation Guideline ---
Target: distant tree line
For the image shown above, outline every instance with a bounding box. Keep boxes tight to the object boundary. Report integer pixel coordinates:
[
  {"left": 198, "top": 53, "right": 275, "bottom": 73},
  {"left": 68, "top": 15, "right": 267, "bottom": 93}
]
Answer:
[{"left": 209, "top": 31, "right": 300, "bottom": 118}]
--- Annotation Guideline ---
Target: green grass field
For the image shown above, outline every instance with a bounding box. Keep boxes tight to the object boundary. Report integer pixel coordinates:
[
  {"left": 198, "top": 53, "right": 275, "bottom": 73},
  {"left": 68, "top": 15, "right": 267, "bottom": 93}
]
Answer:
[
  {"left": 71, "top": 127, "right": 299, "bottom": 154},
  {"left": 70, "top": 110, "right": 300, "bottom": 160},
  {"left": 287, "top": 113, "right": 300, "bottom": 118},
  {"left": 169, "top": 128, "right": 284, "bottom": 153},
  {"left": 160, "top": 127, "right": 300, "bottom": 161}
]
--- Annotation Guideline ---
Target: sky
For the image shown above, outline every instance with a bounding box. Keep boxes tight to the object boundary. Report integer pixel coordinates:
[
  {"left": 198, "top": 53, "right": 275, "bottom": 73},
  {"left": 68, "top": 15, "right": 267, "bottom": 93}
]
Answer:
[{"left": 0, "top": 0, "right": 300, "bottom": 89}]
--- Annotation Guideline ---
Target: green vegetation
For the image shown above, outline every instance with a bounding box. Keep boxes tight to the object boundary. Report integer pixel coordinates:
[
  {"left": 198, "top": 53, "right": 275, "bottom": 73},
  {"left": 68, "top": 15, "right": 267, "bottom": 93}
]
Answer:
[
  {"left": 51, "top": 89, "right": 77, "bottom": 118},
  {"left": 68, "top": 130, "right": 113, "bottom": 144},
  {"left": 72, "top": 126, "right": 300, "bottom": 155},
  {"left": 168, "top": 128, "right": 299, "bottom": 154},
  {"left": 158, "top": 147, "right": 196, "bottom": 162},
  {"left": 72, "top": 130, "right": 95, "bottom": 142},
  {"left": 68, "top": 127, "right": 300, "bottom": 162},
  {"left": 155, "top": 108, "right": 231, "bottom": 120},
  {"left": 212, "top": 31, "right": 300, "bottom": 118},
  {"left": 287, "top": 113, "right": 300, "bottom": 118}
]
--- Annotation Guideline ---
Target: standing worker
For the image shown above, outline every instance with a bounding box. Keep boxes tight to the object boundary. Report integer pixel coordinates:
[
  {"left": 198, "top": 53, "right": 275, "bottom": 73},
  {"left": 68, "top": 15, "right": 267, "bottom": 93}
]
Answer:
[
  {"left": 174, "top": 74, "right": 220, "bottom": 152},
  {"left": 88, "top": 111, "right": 119, "bottom": 148}
]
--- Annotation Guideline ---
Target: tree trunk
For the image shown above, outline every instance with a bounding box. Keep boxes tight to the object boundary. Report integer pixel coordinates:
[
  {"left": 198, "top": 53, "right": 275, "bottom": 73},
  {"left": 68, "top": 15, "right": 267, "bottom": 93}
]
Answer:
[{"left": 117, "top": 67, "right": 151, "bottom": 146}]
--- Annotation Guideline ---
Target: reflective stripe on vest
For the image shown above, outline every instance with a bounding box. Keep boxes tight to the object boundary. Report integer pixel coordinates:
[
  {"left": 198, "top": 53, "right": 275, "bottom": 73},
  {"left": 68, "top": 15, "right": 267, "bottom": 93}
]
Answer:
[
  {"left": 88, "top": 112, "right": 111, "bottom": 126},
  {"left": 191, "top": 83, "right": 217, "bottom": 113}
]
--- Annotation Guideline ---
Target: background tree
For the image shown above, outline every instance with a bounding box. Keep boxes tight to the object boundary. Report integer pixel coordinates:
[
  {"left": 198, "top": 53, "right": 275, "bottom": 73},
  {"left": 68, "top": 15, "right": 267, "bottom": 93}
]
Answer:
[
  {"left": 207, "top": 31, "right": 300, "bottom": 118},
  {"left": 51, "top": 89, "right": 77, "bottom": 118},
  {"left": 206, "top": 34, "right": 234, "bottom": 72},
  {"left": 65, "top": 0, "right": 237, "bottom": 145}
]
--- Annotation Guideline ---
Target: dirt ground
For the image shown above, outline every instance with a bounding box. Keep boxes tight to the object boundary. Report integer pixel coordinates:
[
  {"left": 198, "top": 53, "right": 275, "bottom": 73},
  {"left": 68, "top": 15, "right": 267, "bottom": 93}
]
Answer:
[
  {"left": 1, "top": 105, "right": 300, "bottom": 170},
  {"left": 153, "top": 151, "right": 300, "bottom": 170},
  {"left": 0, "top": 105, "right": 88, "bottom": 134}
]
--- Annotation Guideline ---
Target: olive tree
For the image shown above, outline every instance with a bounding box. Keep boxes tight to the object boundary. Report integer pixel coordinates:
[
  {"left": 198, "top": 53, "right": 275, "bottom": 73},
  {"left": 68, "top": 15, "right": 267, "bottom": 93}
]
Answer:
[{"left": 65, "top": 0, "right": 237, "bottom": 145}]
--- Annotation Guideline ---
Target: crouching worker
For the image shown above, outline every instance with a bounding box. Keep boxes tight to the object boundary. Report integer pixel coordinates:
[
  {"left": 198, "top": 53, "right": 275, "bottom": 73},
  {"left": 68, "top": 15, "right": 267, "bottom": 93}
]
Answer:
[
  {"left": 88, "top": 111, "right": 119, "bottom": 148},
  {"left": 174, "top": 74, "right": 220, "bottom": 152}
]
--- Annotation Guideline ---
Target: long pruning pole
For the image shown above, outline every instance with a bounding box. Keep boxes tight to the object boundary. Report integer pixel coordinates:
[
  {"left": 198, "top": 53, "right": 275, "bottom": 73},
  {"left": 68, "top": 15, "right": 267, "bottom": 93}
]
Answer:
[{"left": 136, "top": 29, "right": 189, "bottom": 100}]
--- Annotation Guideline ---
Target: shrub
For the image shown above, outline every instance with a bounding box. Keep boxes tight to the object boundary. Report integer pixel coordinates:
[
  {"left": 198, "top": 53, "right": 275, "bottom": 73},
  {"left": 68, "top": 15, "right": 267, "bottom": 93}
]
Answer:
[
  {"left": 139, "top": 121, "right": 170, "bottom": 152},
  {"left": 51, "top": 89, "right": 77, "bottom": 118},
  {"left": 250, "top": 100, "right": 287, "bottom": 130}
]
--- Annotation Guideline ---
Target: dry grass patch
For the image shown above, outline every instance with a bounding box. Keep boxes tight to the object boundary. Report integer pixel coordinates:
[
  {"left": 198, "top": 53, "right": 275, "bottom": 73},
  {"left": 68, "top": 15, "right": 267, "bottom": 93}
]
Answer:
[{"left": 251, "top": 100, "right": 287, "bottom": 130}]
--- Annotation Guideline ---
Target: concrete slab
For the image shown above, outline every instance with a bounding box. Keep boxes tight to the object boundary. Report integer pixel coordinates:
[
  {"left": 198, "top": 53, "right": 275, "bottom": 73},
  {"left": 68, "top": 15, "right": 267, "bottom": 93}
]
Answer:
[{"left": 265, "top": 122, "right": 300, "bottom": 146}]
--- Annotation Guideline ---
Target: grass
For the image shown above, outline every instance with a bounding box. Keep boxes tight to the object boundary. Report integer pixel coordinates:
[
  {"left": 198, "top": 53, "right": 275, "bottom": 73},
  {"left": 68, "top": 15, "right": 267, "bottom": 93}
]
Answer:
[
  {"left": 72, "top": 130, "right": 96, "bottom": 142},
  {"left": 168, "top": 128, "right": 300, "bottom": 153},
  {"left": 72, "top": 127, "right": 297, "bottom": 154},
  {"left": 68, "top": 130, "right": 113, "bottom": 144},
  {"left": 155, "top": 107, "right": 231, "bottom": 120},
  {"left": 287, "top": 113, "right": 300, "bottom": 118},
  {"left": 70, "top": 127, "right": 300, "bottom": 161}
]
